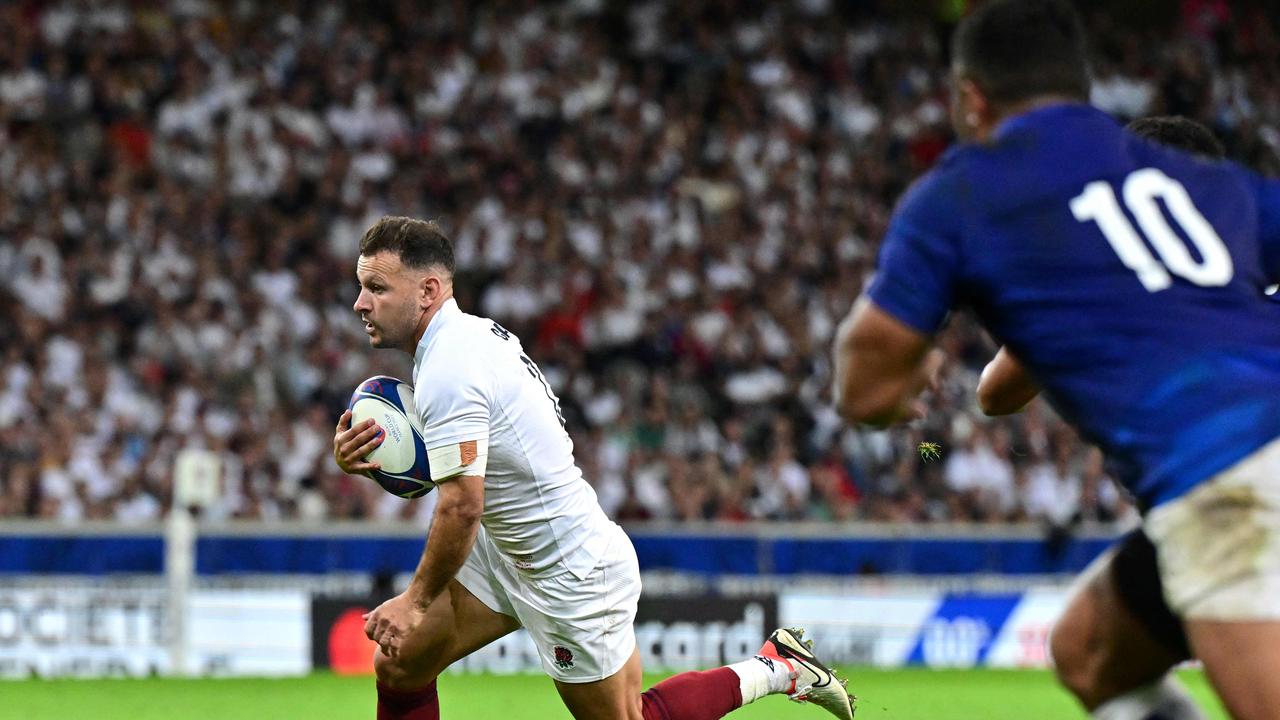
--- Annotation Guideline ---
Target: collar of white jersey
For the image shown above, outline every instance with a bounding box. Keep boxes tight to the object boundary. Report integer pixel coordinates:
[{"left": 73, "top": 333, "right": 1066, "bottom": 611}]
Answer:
[{"left": 413, "top": 297, "right": 461, "bottom": 370}]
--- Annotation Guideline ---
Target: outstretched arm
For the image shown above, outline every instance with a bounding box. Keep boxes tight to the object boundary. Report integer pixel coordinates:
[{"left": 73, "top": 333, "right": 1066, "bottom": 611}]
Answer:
[
  {"left": 977, "top": 347, "right": 1040, "bottom": 416},
  {"left": 364, "top": 473, "right": 484, "bottom": 658},
  {"left": 405, "top": 474, "right": 484, "bottom": 608},
  {"left": 833, "top": 297, "right": 945, "bottom": 428}
]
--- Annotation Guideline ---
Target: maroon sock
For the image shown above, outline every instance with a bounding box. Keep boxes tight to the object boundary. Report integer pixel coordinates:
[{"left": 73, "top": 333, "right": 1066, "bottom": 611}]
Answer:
[
  {"left": 376, "top": 680, "right": 439, "bottom": 720},
  {"left": 641, "top": 667, "right": 743, "bottom": 720}
]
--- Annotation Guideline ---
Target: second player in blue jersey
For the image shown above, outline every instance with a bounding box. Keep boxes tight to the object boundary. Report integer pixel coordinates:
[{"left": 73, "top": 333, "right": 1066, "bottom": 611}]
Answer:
[
  {"left": 834, "top": 2, "right": 1280, "bottom": 719},
  {"left": 867, "top": 103, "right": 1280, "bottom": 510}
]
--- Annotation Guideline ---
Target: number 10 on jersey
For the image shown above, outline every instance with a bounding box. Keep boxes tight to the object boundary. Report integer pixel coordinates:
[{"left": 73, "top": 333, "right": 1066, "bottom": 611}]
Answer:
[{"left": 1071, "top": 167, "right": 1233, "bottom": 292}]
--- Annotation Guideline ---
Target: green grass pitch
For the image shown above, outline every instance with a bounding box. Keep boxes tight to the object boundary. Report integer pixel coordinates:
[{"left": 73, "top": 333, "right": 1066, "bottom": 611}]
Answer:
[{"left": 1, "top": 669, "right": 1228, "bottom": 719}]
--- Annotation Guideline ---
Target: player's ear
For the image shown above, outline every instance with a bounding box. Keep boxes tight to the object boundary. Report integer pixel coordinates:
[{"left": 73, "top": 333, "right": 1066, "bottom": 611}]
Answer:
[
  {"left": 420, "top": 269, "right": 451, "bottom": 309},
  {"left": 953, "top": 77, "right": 991, "bottom": 141},
  {"left": 418, "top": 272, "right": 437, "bottom": 308}
]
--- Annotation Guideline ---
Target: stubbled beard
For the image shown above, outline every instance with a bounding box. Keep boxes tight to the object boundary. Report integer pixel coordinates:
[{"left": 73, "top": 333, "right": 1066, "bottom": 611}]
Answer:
[
  {"left": 366, "top": 306, "right": 422, "bottom": 351},
  {"left": 370, "top": 321, "right": 410, "bottom": 350}
]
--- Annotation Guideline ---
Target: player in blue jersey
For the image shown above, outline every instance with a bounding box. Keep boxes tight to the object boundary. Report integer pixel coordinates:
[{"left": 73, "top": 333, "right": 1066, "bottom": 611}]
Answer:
[
  {"left": 832, "top": 2, "right": 1280, "bottom": 719},
  {"left": 982, "top": 116, "right": 1224, "bottom": 720}
]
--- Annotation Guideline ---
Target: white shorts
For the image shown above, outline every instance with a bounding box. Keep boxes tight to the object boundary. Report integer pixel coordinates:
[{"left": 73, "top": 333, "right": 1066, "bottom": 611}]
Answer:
[
  {"left": 455, "top": 522, "right": 641, "bottom": 683},
  {"left": 1145, "top": 436, "right": 1280, "bottom": 621}
]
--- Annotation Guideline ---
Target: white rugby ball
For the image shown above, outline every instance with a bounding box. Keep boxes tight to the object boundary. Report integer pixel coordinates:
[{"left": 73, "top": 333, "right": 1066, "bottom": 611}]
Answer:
[{"left": 347, "top": 376, "right": 435, "bottom": 499}]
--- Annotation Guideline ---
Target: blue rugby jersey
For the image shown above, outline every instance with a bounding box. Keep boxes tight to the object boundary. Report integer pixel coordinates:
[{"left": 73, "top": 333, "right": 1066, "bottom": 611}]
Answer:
[{"left": 868, "top": 104, "right": 1280, "bottom": 508}]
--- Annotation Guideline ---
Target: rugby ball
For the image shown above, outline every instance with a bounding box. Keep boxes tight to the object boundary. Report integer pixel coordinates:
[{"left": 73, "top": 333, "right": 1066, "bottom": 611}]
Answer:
[{"left": 347, "top": 376, "right": 435, "bottom": 499}]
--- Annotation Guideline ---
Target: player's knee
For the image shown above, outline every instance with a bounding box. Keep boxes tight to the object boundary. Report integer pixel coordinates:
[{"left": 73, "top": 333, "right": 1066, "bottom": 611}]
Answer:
[
  {"left": 372, "top": 648, "right": 405, "bottom": 685},
  {"left": 1049, "top": 612, "right": 1105, "bottom": 704},
  {"left": 627, "top": 694, "right": 646, "bottom": 720},
  {"left": 373, "top": 647, "right": 439, "bottom": 690}
]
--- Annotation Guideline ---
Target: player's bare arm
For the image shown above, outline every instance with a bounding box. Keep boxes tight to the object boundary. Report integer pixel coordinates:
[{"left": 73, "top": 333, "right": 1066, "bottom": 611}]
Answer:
[
  {"left": 333, "top": 408, "right": 384, "bottom": 474},
  {"left": 833, "top": 297, "right": 944, "bottom": 427},
  {"left": 364, "top": 473, "right": 484, "bottom": 658},
  {"left": 977, "top": 347, "right": 1040, "bottom": 416}
]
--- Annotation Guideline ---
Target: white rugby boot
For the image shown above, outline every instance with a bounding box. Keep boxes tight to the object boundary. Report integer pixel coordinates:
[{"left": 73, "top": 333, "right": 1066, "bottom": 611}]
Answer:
[{"left": 757, "top": 627, "right": 856, "bottom": 719}]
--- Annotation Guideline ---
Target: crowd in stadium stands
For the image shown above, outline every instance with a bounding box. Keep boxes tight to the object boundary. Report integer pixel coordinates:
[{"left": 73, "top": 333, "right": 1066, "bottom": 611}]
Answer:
[{"left": 0, "top": 0, "right": 1276, "bottom": 528}]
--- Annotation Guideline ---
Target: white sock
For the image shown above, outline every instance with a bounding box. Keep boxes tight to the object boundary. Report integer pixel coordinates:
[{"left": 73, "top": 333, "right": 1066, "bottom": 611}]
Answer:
[
  {"left": 726, "top": 655, "right": 797, "bottom": 705},
  {"left": 1092, "top": 677, "right": 1207, "bottom": 720}
]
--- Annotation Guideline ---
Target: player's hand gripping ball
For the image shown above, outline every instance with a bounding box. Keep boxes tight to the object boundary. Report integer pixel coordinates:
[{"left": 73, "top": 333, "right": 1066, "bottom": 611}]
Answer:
[{"left": 347, "top": 376, "right": 435, "bottom": 498}]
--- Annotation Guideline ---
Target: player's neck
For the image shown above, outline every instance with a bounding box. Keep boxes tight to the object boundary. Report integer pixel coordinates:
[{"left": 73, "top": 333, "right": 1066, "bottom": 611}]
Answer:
[{"left": 408, "top": 293, "right": 455, "bottom": 354}]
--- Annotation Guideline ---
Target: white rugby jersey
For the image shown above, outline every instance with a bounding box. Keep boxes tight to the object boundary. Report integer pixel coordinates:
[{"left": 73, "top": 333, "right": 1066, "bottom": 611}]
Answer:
[{"left": 412, "top": 298, "right": 615, "bottom": 579}]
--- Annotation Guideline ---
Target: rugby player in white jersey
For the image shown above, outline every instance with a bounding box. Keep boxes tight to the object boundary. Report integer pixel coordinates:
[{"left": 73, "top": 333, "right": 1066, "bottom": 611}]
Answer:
[{"left": 332, "top": 216, "right": 856, "bottom": 720}]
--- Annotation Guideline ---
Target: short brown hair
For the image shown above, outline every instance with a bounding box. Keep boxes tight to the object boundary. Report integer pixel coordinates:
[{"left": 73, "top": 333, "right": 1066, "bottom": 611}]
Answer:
[{"left": 358, "top": 216, "right": 455, "bottom": 273}]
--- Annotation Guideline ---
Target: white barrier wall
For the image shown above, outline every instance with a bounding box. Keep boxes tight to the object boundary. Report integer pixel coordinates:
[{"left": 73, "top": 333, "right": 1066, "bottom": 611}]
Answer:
[
  {"left": 185, "top": 590, "right": 311, "bottom": 676},
  {"left": 0, "top": 588, "right": 309, "bottom": 678}
]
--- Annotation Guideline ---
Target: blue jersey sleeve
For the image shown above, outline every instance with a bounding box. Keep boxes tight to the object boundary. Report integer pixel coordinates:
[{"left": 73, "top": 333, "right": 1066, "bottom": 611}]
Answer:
[
  {"left": 866, "top": 171, "right": 963, "bottom": 334},
  {"left": 1251, "top": 172, "right": 1280, "bottom": 282}
]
